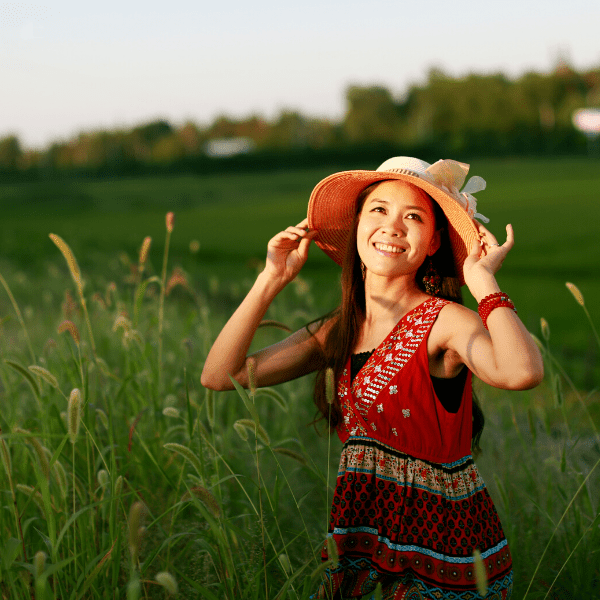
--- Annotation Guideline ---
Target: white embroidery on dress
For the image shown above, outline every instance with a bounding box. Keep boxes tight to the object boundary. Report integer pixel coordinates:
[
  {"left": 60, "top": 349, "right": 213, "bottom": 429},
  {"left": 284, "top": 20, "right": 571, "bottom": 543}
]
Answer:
[
  {"left": 389, "top": 385, "right": 398, "bottom": 394},
  {"left": 377, "top": 403, "right": 383, "bottom": 413},
  {"left": 344, "top": 415, "right": 350, "bottom": 424},
  {"left": 385, "top": 353, "right": 392, "bottom": 361},
  {"left": 371, "top": 423, "right": 377, "bottom": 431},
  {"left": 402, "top": 409, "right": 411, "bottom": 418},
  {"left": 364, "top": 376, "right": 370, "bottom": 384},
  {"left": 392, "top": 428, "right": 398, "bottom": 436},
  {"left": 375, "top": 365, "right": 382, "bottom": 372}
]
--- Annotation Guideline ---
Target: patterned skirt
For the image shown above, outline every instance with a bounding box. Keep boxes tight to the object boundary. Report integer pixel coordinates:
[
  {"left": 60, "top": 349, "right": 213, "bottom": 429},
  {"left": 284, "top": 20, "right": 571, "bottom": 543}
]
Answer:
[{"left": 313, "top": 437, "right": 513, "bottom": 599}]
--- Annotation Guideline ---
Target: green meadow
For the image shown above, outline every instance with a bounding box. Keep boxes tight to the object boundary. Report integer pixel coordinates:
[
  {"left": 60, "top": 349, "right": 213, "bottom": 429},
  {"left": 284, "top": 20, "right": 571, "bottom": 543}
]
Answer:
[{"left": 0, "top": 156, "right": 598, "bottom": 598}]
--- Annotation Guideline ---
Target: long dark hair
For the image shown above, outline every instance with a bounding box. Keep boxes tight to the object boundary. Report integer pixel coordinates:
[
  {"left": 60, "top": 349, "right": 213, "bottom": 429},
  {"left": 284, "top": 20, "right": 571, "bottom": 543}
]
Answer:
[{"left": 312, "top": 180, "right": 485, "bottom": 453}]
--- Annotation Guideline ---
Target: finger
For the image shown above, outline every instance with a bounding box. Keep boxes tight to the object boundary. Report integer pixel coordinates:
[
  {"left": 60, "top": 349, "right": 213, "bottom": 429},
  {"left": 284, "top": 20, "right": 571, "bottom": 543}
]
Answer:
[
  {"left": 504, "top": 224, "right": 515, "bottom": 249},
  {"left": 285, "top": 225, "right": 310, "bottom": 239},
  {"left": 269, "top": 231, "right": 303, "bottom": 246},
  {"left": 469, "top": 239, "right": 482, "bottom": 259},
  {"left": 297, "top": 232, "right": 314, "bottom": 259},
  {"left": 295, "top": 217, "right": 309, "bottom": 229}
]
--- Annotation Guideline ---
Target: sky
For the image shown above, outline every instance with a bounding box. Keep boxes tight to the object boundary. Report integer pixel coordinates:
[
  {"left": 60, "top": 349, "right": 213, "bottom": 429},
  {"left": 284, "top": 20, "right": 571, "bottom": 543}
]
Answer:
[{"left": 2, "top": 0, "right": 599, "bottom": 150}]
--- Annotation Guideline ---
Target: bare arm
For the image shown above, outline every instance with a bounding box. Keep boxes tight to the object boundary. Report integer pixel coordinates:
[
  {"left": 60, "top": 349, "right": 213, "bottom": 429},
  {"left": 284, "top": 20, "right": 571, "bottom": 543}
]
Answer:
[
  {"left": 200, "top": 219, "right": 324, "bottom": 391},
  {"left": 436, "top": 224, "right": 544, "bottom": 389}
]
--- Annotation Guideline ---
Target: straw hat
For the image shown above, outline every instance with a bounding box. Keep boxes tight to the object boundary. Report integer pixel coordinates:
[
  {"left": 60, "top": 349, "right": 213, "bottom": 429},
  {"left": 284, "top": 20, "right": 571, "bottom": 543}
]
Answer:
[{"left": 307, "top": 157, "right": 489, "bottom": 286}]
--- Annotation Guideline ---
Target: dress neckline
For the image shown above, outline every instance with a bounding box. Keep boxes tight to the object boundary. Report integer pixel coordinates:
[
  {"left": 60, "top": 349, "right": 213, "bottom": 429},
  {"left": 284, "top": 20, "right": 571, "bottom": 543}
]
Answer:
[{"left": 353, "top": 297, "right": 435, "bottom": 356}]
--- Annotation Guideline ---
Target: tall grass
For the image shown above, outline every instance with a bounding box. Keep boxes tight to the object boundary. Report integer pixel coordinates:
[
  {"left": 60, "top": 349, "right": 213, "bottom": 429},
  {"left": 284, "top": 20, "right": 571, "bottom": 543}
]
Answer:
[{"left": 0, "top": 212, "right": 597, "bottom": 598}]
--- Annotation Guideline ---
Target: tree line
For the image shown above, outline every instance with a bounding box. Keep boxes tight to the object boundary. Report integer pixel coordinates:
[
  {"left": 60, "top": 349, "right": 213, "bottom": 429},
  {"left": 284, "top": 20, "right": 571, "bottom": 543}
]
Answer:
[{"left": 1, "top": 61, "right": 599, "bottom": 179}]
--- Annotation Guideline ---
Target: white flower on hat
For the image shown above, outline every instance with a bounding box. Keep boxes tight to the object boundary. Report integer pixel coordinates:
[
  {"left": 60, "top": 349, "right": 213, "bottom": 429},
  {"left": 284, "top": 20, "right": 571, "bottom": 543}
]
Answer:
[{"left": 423, "top": 160, "right": 489, "bottom": 223}]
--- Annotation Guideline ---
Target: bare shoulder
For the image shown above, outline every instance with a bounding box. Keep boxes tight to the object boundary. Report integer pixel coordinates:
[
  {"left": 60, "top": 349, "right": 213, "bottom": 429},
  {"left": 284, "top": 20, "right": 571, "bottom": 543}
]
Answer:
[{"left": 429, "top": 302, "right": 483, "bottom": 349}]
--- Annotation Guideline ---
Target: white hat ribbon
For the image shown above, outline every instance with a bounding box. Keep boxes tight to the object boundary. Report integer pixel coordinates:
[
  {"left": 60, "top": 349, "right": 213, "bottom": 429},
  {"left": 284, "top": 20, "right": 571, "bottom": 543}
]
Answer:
[{"left": 424, "top": 159, "right": 489, "bottom": 223}]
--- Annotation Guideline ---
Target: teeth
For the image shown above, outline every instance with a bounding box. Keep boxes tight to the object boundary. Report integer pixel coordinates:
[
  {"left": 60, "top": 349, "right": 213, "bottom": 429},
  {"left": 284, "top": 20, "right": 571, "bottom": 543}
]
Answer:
[{"left": 375, "top": 243, "right": 404, "bottom": 254}]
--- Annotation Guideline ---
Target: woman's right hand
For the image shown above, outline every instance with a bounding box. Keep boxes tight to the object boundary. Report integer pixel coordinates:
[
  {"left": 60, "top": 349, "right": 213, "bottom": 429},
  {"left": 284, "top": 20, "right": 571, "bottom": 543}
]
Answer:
[{"left": 263, "top": 218, "right": 317, "bottom": 285}]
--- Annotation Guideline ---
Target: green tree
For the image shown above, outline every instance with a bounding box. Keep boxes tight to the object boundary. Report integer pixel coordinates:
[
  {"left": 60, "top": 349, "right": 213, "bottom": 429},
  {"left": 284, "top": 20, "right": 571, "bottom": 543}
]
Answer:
[
  {"left": 0, "top": 135, "right": 22, "bottom": 170},
  {"left": 343, "top": 86, "right": 401, "bottom": 144}
]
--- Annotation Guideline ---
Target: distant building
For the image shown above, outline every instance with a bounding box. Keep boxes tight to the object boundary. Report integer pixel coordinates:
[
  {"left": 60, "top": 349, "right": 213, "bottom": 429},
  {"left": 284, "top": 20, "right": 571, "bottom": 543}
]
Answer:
[{"left": 204, "top": 137, "right": 255, "bottom": 158}]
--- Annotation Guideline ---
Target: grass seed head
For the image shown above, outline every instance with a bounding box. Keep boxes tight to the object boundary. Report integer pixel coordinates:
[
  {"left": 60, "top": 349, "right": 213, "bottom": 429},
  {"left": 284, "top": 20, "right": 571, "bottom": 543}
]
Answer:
[
  {"left": 189, "top": 239, "right": 200, "bottom": 254},
  {"left": 115, "top": 475, "right": 124, "bottom": 497},
  {"left": 68, "top": 388, "right": 82, "bottom": 444},
  {"left": 49, "top": 234, "right": 84, "bottom": 295},
  {"left": 326, "top": 535, "right": 339, "bottom": 567},
  {"left": 181, "top": 485, "right": 221, "bottom": 518},
  {"left": 246, "top": 356, "right": 257, "bottom": 395},
  {"left": 325, "top": 367, "right": 335, "bottom": 404},
  {"left": 272, "top": 447, "right": 307, "bottom": 465},
  {"left": 61, "top": 289, "right": 79, "bottom": 319},
  {"left": 128, "top": 502, "right": 146, "bottom": 562},
  {"left": 166, "top": 211, "right": 175, "bottom": 233},
  {"left": 112, "top": 313, "right": 131, "bottom": 333},
  {"left": 166, "top": 267, "right": 190, "bottom": 296},
  {"left": 565, "top": 281, "right": 585, "bottom": 306},
  {"left": 105, "top": 282, "right": 117, "bottom": 307},
  {"left": 28, "top": 365, "right": 59, "bottom": 388},
  {"left": 162, "top": 407, "right": 180, "bottom": 419},
  {"left": 278, "top": 553, "right": 291, "bottom": 575},
  {"left": 92, "top": 291, "right": 107, "bottom": 309},
  {"left": 34, "top": 551, "right": 46, "bottom": 580},
  {"left": 233, "top": 421, "right": 249, "bottom": 441},
  {"left": 95, "top": 408, "right": 109, "bottom": 429},
  {"left": 23, "top": 429, "right": 50, "bottom": 480},
  {"left": 540, "top": 318, "right": 550, "bottom": 341},
  {"left": 58, "top": 320, "right": 80, "bottom": 345},
  {"left": 17, "top": 484, "right": 46, "bottom": 515},
  {"left": 155, "top": 571, "right": 178, "bottom": 595},
  {"left": 97, "top": 469, "right": 109, "bottom": 488},
  {"left": 1, "top": 438, "right": 12, "bottom": 478},
  {"left": 473, "top": 549, "right": 488, "bottom": 597},
  {"left": 257, "top": 319, "right": 292, "bottom": 333},
  {"left": 163, "top": 443, "right": 204, "bottom": 478},
  {"left": 138, "top": 236, "right": 152, "bottom": 272},
  {"left": 234, "top": 418, "right": 270, "bottom": 446}
]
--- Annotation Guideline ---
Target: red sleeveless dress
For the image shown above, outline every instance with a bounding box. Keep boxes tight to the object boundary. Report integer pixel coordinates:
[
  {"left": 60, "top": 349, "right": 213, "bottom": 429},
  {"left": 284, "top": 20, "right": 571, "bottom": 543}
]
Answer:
[{"left": 313, "top": 297, "right": 513, "bottom": 600}]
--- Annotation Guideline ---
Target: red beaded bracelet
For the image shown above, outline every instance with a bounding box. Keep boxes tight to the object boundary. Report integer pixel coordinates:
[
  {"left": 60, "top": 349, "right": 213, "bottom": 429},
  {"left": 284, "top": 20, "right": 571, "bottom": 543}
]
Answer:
[{"left": 478, "top": 293, "right": 517, "bottom": 329}]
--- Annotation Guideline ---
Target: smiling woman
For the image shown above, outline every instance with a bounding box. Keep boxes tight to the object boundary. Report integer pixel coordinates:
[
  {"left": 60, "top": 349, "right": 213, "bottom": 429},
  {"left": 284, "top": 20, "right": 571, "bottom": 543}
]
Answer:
[
  {"left": 356, "top": 180, "right": 440, "bottom": 282},
  {"left": 201, "top": 156, "right": 543, "bottom": 599}
]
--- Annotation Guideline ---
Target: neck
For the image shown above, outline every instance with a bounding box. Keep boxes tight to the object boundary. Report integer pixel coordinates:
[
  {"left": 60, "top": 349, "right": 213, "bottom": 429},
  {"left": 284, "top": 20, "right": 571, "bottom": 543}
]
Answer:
[{"left": 363, "top": 272, "right": 428, "bottom": 325}]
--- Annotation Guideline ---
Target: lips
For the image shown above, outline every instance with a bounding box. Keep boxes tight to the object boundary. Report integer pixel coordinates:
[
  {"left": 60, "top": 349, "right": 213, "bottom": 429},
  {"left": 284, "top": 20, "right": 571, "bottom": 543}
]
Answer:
[{"left": 374, "top": 242, "right": 406, "bottom": 254}]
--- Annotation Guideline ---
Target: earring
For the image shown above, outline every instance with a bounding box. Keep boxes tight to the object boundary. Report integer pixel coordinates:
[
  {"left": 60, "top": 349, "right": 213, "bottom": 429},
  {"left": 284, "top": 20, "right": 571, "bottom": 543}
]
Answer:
[
  {"left": 423, "top": 258, "right": 442, "bottom": 296},
  {"left": 360, "top": 261, "right": 366, "bottom": 280}
]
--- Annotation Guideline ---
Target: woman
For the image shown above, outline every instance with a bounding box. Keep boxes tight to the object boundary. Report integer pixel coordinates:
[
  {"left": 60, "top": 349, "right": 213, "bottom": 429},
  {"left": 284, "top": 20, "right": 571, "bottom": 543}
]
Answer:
[{"left": 201, "top": 157, "right": 544, "bottom": 599}]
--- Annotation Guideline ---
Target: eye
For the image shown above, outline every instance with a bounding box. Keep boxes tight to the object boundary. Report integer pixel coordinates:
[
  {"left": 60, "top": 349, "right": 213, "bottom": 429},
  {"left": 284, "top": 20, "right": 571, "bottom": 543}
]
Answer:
[
  {"left": 406, "top": 212, "right": 423, "bottom": 222},
  {"left": 370, "top": 206, "right": 386, "bottom": 213}
]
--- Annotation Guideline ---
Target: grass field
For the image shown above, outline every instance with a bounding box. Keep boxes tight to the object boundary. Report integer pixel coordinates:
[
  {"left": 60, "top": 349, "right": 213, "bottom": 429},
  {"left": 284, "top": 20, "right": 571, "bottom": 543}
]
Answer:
[
  {"left": 1, "top": 156, "right": 599, "bottom": 380},
  {"left": 0, "top": 157, "right": 599, "bottom": 598}
]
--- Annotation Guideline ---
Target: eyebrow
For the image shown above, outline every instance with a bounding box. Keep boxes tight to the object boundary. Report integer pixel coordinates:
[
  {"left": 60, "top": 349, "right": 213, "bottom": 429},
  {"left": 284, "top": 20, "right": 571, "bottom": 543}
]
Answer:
[{"left": 368, "top": 198, "right": 428, "bottom": 213}]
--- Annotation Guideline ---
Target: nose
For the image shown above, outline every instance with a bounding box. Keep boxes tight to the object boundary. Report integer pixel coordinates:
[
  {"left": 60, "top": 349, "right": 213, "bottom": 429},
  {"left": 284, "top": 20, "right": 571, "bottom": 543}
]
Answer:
[{"left": 381, "top": 214, "right": 406, "bottom": 238}]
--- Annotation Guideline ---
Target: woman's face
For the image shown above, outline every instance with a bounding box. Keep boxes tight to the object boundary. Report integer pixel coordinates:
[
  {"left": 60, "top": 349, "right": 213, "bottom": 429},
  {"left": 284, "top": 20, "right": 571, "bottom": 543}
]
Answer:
[{"left": 356, "top": 180, "right": 440, "bottom": 280}]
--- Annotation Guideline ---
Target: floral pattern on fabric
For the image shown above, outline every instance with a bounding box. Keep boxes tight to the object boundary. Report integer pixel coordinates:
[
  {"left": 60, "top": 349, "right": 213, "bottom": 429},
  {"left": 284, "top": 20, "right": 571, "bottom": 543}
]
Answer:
[
  {"left": 337, "top": 298, "right": 449, "bottom": 442},
  {"left": 313, "top": 297, "right": 512, "bottom": 599}
]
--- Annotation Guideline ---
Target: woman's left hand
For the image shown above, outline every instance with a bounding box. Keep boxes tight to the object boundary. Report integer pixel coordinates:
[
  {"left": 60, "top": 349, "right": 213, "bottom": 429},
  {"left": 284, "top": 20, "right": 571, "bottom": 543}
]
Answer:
[{"left": 462, "top": 223, "right": 514, "bottom": 301}]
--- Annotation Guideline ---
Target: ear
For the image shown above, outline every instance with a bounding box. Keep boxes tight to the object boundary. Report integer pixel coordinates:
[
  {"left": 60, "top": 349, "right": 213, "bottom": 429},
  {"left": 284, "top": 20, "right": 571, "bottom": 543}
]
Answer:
[{"left": 427, "top": 229, "right": 442, "bottom": 256}]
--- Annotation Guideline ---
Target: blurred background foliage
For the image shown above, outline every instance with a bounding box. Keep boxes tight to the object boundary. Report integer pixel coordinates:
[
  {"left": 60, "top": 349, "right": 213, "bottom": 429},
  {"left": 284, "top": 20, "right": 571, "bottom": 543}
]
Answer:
[{"left": 1, "top": 61, "right": 600, "bottom": 179}]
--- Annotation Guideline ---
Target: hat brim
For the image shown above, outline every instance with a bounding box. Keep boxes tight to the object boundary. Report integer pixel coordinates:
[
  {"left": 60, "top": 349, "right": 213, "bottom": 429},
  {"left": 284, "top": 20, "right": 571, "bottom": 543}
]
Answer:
[{"left": 307, "top": 169, "right": 481, "bottom": 286}]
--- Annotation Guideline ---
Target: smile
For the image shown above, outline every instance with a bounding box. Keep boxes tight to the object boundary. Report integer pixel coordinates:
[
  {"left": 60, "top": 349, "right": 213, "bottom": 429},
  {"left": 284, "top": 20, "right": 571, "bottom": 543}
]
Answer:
[{"left": 374, "top": 243, "right": 405, "bottom": 254}]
